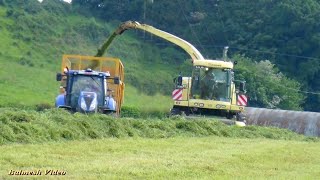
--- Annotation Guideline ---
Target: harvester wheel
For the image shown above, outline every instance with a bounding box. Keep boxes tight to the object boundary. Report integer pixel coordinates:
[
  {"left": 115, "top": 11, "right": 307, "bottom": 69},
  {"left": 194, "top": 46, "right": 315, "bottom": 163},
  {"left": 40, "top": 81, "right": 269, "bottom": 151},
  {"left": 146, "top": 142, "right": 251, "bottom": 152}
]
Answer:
[
  {"left": 236, "top": 112, "right": 246, "bottom": 122},
  {"left": 170, "top": 107, "right": 181, "bottom": 115},
  {"left": 226, "top": 113, "right": 234, "bottom": 119}
]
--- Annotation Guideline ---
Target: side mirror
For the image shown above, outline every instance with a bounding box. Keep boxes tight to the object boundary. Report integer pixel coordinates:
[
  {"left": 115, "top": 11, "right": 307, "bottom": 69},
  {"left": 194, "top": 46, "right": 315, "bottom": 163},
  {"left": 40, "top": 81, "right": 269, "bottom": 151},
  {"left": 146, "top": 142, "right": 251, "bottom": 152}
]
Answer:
[
  {"left": 240, "top": 81, "right": 246, "bottom": 92},
  {"left": 177, "top": 75, "right": 182, "bottom": 86},
  {"left": 56, "top": 73, "right": 62, "bottom": 81},
  {"left": 114, "top": 77, "right": 120, "bottom": 84},
  {"left": 173, "top": 74, "right": 183, "bottom": 88},
  {"left": 234, "top": 61, "right": 238, "bottom": 65}
]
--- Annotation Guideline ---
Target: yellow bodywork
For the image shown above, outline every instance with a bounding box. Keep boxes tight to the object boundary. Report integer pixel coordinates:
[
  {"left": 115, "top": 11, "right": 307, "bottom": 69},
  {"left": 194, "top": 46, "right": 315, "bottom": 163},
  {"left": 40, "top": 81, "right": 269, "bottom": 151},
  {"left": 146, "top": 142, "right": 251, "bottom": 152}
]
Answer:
[
  {"left": 194, "top": 60, "right": 233, "bottom": 69},
  {"left": 60, "top": 55, "right": 125, "bottom": 115},
  {"left": 175, "top": 62, "right": 245, "bottom": 114}
]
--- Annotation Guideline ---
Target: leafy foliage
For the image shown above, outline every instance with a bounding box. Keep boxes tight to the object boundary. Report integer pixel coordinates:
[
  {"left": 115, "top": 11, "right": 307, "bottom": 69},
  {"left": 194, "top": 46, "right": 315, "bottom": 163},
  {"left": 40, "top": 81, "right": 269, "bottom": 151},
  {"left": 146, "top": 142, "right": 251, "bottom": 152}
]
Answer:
[{"left": 234, "top": 55, "right": 305, "bottom": 110}]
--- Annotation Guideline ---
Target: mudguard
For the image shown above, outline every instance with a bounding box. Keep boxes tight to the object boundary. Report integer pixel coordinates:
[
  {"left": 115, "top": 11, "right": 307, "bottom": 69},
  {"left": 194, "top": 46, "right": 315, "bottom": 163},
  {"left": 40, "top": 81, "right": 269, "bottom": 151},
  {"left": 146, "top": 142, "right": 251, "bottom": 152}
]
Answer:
[
  {"left": 106, "top": 96, "right": 116, "bottom": 111},
  {"left": 55, "top": 94, "right": 65, "bottom": 107}
]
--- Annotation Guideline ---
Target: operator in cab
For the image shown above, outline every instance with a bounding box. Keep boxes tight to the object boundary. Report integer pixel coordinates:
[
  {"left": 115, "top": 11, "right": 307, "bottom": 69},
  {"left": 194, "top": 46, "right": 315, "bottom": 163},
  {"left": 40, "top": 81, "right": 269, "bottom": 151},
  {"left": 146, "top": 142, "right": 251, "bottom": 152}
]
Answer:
[{"left": 200, "top": 68, "right": 218, "bottom": 100}]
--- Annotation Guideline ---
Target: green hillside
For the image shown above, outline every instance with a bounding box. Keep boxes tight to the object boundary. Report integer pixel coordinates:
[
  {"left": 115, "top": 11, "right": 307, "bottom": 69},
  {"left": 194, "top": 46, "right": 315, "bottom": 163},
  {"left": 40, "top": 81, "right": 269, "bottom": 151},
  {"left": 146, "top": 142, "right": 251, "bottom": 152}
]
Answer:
[
  {"left": 0, "top": 0, "right": 308, "bottom": 111},
  {"left": 0, "top": 1, "right": 175, "bottom": 111}
]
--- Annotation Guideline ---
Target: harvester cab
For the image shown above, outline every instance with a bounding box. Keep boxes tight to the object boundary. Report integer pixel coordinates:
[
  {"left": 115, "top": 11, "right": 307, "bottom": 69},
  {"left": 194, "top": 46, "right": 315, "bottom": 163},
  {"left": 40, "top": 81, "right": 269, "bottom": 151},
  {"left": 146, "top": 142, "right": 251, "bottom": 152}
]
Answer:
[
  {"left": 55, "top": 55, "right": 125, "bottom": 115},
  {"left": 172, "top": 49, "right": 247, "bottom": 124}
]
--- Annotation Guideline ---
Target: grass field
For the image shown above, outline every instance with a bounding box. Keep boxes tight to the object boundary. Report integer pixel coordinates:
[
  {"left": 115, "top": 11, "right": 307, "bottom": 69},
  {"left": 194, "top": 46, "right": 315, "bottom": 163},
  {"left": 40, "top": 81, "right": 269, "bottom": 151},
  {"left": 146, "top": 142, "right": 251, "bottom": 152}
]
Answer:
[
  {"left": 1, "top": 137, "right": 319, "bottom": 179},
  {"left": 0, "top": 109, "right": 319, "bottom": 179}
]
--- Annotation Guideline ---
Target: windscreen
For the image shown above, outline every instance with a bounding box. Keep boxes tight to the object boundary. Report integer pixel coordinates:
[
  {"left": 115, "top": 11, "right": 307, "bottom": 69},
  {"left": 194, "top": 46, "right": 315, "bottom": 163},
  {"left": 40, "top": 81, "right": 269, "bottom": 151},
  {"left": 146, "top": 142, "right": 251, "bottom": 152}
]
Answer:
[
  {"left": 70, "top": 75, "right": 104, "bottom": 107},
  {"left": 191, "top": 66, "right": 230, "bottom": 102}
]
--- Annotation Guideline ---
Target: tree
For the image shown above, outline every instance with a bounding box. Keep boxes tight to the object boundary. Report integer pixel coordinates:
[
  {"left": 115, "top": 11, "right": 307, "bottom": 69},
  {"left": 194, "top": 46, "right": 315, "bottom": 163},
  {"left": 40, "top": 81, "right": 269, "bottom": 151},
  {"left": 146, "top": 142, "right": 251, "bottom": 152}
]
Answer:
[{"left": 234, "top": 54, "right": 304, "bottom": 110}]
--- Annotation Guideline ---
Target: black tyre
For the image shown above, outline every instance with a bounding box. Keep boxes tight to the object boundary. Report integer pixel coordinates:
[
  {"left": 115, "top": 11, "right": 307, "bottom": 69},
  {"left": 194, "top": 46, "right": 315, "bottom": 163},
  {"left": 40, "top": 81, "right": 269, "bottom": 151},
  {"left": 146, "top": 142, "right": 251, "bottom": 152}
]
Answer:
[
  {"left": 226, "top": 112, "right": 234, "bottom": 119},
  {"left": 236, "top": 112, "right": 246, "bottom": 122},
  {"left": 170, "top": 107, "right": 181, "bottom": 115}
]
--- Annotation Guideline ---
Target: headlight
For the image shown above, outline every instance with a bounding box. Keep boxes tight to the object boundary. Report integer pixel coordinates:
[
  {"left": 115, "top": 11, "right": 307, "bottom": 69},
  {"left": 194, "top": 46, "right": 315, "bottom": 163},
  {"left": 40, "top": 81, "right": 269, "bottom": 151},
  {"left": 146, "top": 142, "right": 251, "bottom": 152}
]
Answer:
[
  {"left": 216, "top": 104, "right": 226, "bottom": 109},
  {"left": 80, "top": 98, "right": 87, "bottom": 110},
  {"left": 89, "top": 96, "right": 97, "bottom": 111}
]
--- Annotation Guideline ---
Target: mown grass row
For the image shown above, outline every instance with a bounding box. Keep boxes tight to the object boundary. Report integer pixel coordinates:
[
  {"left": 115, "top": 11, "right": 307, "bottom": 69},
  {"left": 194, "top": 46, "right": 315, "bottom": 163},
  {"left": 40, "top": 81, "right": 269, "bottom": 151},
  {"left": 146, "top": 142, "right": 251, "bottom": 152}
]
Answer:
[
  {"left": 0, "top": 103, "right": 170, "bottom": 118},
  {"left": 0, "top": 108, "right": 317, "bottom": 145}
]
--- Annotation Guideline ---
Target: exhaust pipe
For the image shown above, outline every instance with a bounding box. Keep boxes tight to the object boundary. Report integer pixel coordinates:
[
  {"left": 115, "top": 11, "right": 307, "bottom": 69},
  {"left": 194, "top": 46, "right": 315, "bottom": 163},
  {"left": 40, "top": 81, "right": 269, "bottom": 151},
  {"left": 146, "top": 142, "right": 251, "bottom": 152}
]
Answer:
[{"left": 245, "top": 107, "right": 320, "bottom": 137}]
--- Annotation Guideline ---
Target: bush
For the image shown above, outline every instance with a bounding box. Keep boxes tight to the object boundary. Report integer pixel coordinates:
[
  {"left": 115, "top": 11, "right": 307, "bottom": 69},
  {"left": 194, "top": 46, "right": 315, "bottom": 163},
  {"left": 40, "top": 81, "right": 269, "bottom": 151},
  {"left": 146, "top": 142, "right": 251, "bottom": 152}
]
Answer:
[
  {"left": 121, "top": 106, "right": 141, "bottom": 118},
  {"left": 234, "top": 54, "right": 304, "bottom": 110}
]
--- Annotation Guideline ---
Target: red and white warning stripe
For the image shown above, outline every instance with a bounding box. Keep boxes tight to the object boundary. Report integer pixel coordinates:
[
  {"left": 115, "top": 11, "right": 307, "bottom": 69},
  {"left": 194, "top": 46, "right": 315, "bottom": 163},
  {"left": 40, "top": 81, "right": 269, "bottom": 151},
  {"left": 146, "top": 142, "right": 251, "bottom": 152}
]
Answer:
[
  {"left": 237, "top": 94, "right": 247, "bottom": 106},
  {"left": 172, "top": 89, "right": 183, "bottom": 101}
]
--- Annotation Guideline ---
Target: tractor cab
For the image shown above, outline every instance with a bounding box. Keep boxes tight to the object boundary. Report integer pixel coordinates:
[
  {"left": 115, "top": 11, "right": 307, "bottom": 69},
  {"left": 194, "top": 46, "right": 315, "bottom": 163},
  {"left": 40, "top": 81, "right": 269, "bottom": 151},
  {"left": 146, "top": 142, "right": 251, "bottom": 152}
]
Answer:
[{"left": 56, "top": 68, "right": 117, "bottom": 113}]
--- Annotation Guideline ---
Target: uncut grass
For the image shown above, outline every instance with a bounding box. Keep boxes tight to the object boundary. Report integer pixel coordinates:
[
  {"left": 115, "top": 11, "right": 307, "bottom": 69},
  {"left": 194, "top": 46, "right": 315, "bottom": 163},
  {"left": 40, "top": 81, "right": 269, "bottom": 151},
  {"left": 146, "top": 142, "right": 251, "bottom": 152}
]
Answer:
[
  {"left": 123, "top": 85, "right": 172, "bottom": 113},
  {"left": 0, "top": 108, "right": 316, "bottom": 145}
]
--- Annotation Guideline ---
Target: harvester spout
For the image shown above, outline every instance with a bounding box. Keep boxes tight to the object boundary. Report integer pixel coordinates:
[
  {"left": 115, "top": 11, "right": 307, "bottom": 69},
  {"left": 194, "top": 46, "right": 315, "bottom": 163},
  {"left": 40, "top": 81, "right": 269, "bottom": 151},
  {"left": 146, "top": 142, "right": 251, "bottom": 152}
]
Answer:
[
  {"left": 96, "top": 21, "right": 141, "bottom": 57},
  {"left": 223, "top": 46, "right": 229, "bottom": 62},
  {"left": 95, "top": 20, "right": 205, "bottom": 62}
]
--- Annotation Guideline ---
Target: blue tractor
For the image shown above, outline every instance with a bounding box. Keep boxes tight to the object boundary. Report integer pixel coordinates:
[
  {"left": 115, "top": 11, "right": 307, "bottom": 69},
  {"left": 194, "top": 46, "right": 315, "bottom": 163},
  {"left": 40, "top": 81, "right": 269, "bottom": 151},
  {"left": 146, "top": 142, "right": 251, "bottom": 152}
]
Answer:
[{"left": 55, "top": 68, "right": 120, "bottom": 114}]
